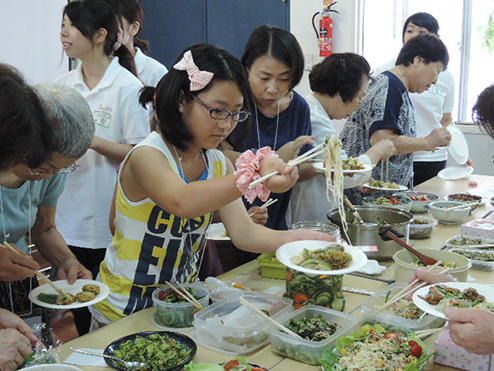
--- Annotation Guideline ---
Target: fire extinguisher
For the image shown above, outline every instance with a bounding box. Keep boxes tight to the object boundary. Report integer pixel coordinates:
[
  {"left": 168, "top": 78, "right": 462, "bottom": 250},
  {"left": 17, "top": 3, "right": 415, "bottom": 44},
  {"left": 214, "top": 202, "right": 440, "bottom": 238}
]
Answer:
[{"left": 312, "top": 1, "right": 339, "bottom": 57}]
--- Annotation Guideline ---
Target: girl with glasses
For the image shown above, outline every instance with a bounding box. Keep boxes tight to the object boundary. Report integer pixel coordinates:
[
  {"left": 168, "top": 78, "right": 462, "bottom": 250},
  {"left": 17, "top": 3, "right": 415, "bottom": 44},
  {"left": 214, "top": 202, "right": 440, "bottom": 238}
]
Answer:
[{"left": 89, "top": 44, "right": 334, "bottom": 327}]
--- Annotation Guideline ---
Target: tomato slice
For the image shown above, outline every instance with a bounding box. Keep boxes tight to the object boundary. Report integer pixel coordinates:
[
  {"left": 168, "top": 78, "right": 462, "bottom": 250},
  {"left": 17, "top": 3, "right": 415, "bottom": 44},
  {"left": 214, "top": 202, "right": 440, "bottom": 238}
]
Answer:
[
  {"left": 224, "top": 360, "right": 240, "bottom": 371},
  {"left": 408, "top": 340, "right": 423, "bottom": 357}
]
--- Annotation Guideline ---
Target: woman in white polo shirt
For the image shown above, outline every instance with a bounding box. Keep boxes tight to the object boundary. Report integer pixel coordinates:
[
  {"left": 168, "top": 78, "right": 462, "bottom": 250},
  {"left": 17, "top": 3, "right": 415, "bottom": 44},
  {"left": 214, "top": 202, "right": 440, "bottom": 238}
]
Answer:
[
  {"left": 55, "top": 0, "right": 149, "bottom": 335},
  {"left": 102, "top": 0, "right": 168, "bottom": 87}
]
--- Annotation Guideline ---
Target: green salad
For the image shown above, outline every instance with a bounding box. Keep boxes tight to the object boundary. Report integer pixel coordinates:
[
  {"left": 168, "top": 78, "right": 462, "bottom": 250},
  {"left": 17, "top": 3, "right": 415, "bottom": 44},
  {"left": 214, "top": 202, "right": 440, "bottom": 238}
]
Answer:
[
  {"left": 112, "top": 333, "right": 193, "bottom": 371},
  {"left": 285, "top": 315, "right": 340, "bottom": 341},
  {"left": 320, "top": 324, "right": 432, "bottom": 371}
]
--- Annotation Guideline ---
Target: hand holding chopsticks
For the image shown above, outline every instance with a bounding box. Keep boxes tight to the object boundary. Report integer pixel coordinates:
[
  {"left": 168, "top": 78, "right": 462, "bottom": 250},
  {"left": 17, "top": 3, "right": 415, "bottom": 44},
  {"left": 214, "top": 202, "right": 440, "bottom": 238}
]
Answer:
[
  {"left": 248, "top": 143, "right": 325, "bottom": 189},
  {"left": 415, "top": 326, "right": 450, "bottom": 340},
  {"left": 0, "top": 241, "right": 69, "bottom": 296},
  {"left": 164, "top": 281, "right": 204, "bottom": 310},
  {"left": 239, "top": 297, "right": 304, "bottom": 340},
  {"left": 248, "top": 198, "right": 278, "bottom": 217}
]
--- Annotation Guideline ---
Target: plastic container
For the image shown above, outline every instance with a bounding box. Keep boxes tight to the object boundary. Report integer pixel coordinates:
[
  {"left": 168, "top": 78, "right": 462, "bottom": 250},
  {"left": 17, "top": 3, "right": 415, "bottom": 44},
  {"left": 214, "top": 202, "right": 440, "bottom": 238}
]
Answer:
[
  {"left": 393, "top": 249, "right": 471, "bottom": 282},
  {"left": 393, "top": 191, "right": 439, "bottom": 213},
  {"left": 362, "top": 194, "right": 413, "bottom": 212},
  {"left": 429, "top": 201, "right": 470, "bottom": 224},
  {"left": 152, "top": 284, "right": 209, "bottom": 329},
  {"left": 210, "top": 287, "right": 243, "bottom": 303},
  {"left": 450, "top": 248, "right": 494, "bottom": 271},
  {"left": 409, "top": 215, "right": 437, "bottom": 239},
  {"left": 444, "top": 234, "right": 494, "bottom": 250},
  {"left": 360, "top": 283, "right": 445, "bottom": 333},
  {"left": 461, "top": 219, "right": 494, "bottom": 239},
  {"left": 193, "top": 292, "right": 292, "bottom": 355},
  {"left": 291, "top": 221, "right": 341, "bottom": 239},
  {"left": 257, "top": 253, "right": 287, "bottom": 279},
  {"left": 270, "top": 305, "right": 357, "bottom": 365}
]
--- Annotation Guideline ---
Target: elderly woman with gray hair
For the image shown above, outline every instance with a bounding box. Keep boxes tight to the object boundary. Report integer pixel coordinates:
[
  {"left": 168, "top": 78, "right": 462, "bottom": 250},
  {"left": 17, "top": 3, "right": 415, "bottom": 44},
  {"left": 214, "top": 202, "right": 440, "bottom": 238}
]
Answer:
[{"left": 0, "top": 83, "right": 93, "bottom": 330}]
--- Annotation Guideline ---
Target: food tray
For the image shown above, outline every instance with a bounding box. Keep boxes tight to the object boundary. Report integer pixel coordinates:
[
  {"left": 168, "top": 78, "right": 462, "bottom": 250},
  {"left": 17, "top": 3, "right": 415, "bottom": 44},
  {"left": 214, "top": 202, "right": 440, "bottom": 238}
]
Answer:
[
  {"left": 360, "top": 283, "right": 446, "bottom": 332},
  {"left": 270, "top": 305, "right": 356, "bottom": 365},
  {"left": 445, "top": 234, "right": 494, "bottom": 249},
  {"left": 450, "top": 248, "right": 494, "bottom": 271},
  {"left": 193, "top": 292, "right": 292, "bottom": 355},
  {"left": 257, "top": 253, "right": 287, "bottom": 280}
]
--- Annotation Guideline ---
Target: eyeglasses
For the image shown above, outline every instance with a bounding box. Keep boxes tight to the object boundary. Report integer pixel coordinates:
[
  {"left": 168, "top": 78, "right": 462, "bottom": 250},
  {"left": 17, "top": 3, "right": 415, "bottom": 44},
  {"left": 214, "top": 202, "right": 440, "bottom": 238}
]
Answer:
[
  {"left": 192, "top": 95, "right": 251, "bottom": 123},
  {"left": 29, "top": 163, "right": 78, "bottom": 176}
]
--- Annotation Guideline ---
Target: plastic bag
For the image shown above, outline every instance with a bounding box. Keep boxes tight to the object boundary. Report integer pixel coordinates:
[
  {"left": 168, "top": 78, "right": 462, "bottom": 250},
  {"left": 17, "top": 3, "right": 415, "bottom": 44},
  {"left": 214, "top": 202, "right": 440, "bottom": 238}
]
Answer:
[{"left": 18, "top": 322, "right": 62, "bottom": 369}]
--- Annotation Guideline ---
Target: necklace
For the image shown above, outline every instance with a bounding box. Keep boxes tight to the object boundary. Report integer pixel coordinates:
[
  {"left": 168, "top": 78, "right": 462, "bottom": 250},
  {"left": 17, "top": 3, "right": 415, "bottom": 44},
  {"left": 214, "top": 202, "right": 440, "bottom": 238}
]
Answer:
[
  {"left": 172, "top": 146, "right": 209, "bottom": 283},
  {"left": 394, "top": 67, "right": 409, "bottom": 90},
  {"left": 254, "top": 100, "right": 280, "bottom": 150}
]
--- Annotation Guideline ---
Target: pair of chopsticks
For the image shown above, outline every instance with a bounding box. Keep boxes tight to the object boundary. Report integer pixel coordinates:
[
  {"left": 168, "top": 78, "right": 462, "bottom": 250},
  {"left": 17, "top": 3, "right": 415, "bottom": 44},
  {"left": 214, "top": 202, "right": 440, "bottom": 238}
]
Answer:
[
  {"left": 239, "top": 296, "right": 303, "bottom": 340},
  {"left": 248, "top": 198, "right": 278, "bottom": 217},
  {"left": 164, "top": 281, "right": 204, "bottom": 310},
  {"left": 445, "top": 201, "right": 479, "bottom": 210},
  {"left": 248, "top": 143, "right": 325, "bottom": 189},
  {"left": 415, "top": 326, "right": 450, "bottom": 340},
  {"left": 0, "top": 241, "right": 69, "bottom": 297},
  {"left": 378, "top": 262, "right": 450, "bottom": 311}
]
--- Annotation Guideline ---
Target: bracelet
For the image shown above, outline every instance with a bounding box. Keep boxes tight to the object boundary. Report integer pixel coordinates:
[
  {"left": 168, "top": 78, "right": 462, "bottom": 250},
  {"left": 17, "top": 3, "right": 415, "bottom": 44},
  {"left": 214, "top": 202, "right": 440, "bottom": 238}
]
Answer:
[{"left": 234, "top": 146, "right": 278, "bottom": 203}]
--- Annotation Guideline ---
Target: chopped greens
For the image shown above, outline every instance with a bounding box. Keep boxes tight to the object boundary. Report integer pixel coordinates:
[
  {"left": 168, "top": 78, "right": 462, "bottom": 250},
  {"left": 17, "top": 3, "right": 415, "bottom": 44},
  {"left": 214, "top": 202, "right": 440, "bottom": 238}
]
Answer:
[
  {"left": 112, "top": 333, "right": 193, "bottom": 371},
  {"left": 285, "top": 315, "right": 340, "bottom": 342}
]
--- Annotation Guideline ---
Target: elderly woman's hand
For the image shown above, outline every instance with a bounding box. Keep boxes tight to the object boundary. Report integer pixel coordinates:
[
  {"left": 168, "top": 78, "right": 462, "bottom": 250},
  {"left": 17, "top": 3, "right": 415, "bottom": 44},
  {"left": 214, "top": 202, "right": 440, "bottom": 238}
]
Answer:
[
  {"left": 0, "top": 329, "right": 33, "bottom": 371},
  {"left": 0, "top": 309, "right": 41, "bottom": 347},
  {"left": 445, "top": 308, "right": 494, "bottom": 354},
  {"left": 0, "top": 247, "right": 39, "bottom": 282},
  {"left": 426, "top": 127, "right": 451, "bottom": 149},
  {"left": 57, "top": 256, "right": 92, "bottom": 285}
]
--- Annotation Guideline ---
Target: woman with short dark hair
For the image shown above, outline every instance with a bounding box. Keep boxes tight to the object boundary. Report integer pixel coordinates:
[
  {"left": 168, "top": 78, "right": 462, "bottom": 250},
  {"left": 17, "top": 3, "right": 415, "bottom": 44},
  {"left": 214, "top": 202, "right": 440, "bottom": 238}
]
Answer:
[{"left": 340, "top": 34, "right": 451, "bottom": 197}]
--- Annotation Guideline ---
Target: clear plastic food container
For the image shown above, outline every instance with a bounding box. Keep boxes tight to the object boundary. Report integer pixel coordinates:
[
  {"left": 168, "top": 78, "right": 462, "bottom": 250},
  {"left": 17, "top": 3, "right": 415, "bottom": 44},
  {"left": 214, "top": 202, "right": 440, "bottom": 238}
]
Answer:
[
  {"left": 193, "top": 292, "right": 292, "bottom": 355},
  {"left": 409, "top": 215, "right": 437, "bottom": 239},
  {"left": 270, "top": 305, "right": 356, "bottom": 365},
  {"left": 450, "top": 248, "right": 494, "bottom": 271},
  {"left": 152, "top": 284, "right": 209, "bottom": 329},
  {"left": 444, "top": 234, "right": 494, "bottom": 249},
  {"left": 360, "top": 283, "right": 445, "bottom": 332}
]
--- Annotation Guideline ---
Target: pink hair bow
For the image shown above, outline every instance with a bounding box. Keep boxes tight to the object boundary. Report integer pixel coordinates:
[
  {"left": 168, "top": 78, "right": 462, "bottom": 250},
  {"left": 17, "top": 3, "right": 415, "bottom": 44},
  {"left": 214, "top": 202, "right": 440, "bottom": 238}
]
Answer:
[{"left": 173, "top": 50, "right": 214, "bottom": 91}]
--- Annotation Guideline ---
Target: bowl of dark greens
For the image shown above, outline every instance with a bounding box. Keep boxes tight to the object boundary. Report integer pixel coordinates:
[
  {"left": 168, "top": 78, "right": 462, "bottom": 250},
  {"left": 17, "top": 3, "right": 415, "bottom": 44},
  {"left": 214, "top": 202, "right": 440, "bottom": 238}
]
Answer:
[
  {"left": 104, "top": 331, "right": 196, "bottom": 371},
  {"left": 152, "top": 284, "right": 209, "bottom": 329}
]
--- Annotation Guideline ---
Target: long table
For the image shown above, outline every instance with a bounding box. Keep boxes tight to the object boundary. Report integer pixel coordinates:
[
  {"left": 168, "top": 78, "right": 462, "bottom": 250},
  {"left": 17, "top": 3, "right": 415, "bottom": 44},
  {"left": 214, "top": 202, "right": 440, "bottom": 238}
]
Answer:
[{"left": 59, "top": 174, "right": 494, "bottom": 371}]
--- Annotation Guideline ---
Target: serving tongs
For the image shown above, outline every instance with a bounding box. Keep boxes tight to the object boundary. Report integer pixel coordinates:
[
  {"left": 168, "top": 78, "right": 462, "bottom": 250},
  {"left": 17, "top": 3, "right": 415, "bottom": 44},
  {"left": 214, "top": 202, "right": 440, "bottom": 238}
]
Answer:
[{"left": 343, "top": 196, "right": 365, "bottom": 224}]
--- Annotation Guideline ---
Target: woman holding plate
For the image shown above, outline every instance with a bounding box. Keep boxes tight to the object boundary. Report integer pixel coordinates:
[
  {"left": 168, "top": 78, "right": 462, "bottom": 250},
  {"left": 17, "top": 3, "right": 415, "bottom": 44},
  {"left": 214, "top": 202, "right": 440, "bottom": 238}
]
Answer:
[{"left": 340, "top": 34, "right": 451, "bottom": 196}]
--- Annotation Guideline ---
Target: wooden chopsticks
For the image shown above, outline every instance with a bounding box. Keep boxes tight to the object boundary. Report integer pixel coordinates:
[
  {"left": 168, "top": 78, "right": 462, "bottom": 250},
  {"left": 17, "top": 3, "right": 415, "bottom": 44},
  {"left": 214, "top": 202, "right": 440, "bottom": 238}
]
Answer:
[
  {"left": 0, "top": 241, "right": 68, "bottom": 297},
  {"left": 239, "top": 297, "right": 304, "bottom": 340},
  {"left": 248, "top": 143, "right": 325, "bottom": 189},
  {"left": 164, "top": 281, "right": 204, "bottom": 310},
  {"left": 378, "top": 264, "right": 450, "bottom": 311},
  {"left": 248, "top": 198, "right": 278, "bottom": 217},
  {"left": 415, "top": 326, "right": 450, "bottom": 339}
]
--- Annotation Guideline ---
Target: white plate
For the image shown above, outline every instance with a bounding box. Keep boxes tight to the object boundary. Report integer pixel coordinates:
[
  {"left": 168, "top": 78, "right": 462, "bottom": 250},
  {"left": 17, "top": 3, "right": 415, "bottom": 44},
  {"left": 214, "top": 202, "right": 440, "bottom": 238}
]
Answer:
[
  {"left": 275, "top": 240, "right": 368, "bottom": 275},
  {"left": 447, "top": 125, "right": 469, "bottom": 164},
  {"left": 313, "top": 162, "right": 373, "bottom": 174},
  {"left": 363, "top": 182, "right": 408, "bottom": 191},
  {"left": 28, "top": 279, "right": 109, "bottom": 309},
  {"left": 438, "top": 166, "right": 474, "bottom": 180},
  {"left": 412, "top": 282, "right": 494, "bottom": 319},
  {"left": 207, "top": 222, "right": 230, "bottom": 240}
]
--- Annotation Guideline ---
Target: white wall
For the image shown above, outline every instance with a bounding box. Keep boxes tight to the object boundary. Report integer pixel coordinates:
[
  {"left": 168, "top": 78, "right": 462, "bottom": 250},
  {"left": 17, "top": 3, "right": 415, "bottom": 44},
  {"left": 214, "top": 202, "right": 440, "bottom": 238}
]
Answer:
[{"left": 0, "top": 0, "right": 68, "bottom": 85}]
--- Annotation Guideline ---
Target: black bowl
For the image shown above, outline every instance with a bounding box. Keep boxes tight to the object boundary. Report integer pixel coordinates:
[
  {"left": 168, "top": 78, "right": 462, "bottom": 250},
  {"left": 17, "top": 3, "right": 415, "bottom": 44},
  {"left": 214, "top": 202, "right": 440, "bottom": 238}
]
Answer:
[{"left": 104, "top": 331, "right": 197, "bottom": 371}]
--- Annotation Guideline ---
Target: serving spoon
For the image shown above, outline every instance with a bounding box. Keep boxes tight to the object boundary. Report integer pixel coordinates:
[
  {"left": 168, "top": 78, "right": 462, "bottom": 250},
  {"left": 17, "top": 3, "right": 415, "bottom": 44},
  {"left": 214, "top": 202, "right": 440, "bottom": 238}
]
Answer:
[
  {"left": 70, "top": 347, "right": 148, "bottom": 370},
  {"left": 385, "top": 230, "right": 438, "bottom": 266}
]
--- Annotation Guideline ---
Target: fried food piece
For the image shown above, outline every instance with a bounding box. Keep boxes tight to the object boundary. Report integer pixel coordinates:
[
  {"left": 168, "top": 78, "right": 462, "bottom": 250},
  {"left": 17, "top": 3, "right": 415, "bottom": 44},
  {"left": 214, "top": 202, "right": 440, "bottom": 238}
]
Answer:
[
  {"left": 82, "top": 284, "right": 100, "bottom": 295},
  {"left": 56, "top": 294, "right": 76, "bottom": 305},
  {"left": 76, "top": 291, "right": 96, "bottom": 302}
]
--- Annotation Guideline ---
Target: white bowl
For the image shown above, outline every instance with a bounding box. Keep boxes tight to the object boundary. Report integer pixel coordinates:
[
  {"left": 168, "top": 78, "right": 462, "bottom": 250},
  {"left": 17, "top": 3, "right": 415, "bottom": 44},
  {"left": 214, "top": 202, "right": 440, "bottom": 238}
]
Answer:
[
  {"left": 393, "top": 191, "right": 439, "bottom": 213},
  {"left": 428, "top": 201, "right": 470, "bottom": 224},
  {"left": 393, "top": 249, "right": 471, "bottom": 282},
  {"left": 362, "top": 194, "right": 412, "bottom": 212},
  {"left": 21, "top": 365, "right": 84, "bottom": 371}
]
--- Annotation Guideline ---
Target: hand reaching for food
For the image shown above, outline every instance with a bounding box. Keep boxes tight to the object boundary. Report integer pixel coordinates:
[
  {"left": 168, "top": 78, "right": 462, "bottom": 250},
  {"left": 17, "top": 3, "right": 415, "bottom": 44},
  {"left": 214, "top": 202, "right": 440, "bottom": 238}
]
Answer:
[{"left": 248, "top": 206, "right": 268, "bottom": 225}]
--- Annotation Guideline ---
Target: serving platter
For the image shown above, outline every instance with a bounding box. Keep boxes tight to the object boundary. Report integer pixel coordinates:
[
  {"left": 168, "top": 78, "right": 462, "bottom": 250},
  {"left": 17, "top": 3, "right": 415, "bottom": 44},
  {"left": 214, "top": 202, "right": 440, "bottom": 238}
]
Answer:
[{"left": 276, "top": 240, "right": 368, "bottom": 275}]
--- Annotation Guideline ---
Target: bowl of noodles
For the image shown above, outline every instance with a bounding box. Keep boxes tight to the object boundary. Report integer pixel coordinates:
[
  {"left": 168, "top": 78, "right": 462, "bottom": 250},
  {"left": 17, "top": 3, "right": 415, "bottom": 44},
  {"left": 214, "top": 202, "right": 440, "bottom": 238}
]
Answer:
[{"left": 363, "top": 194, "right": 412, "bottom": 212}]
